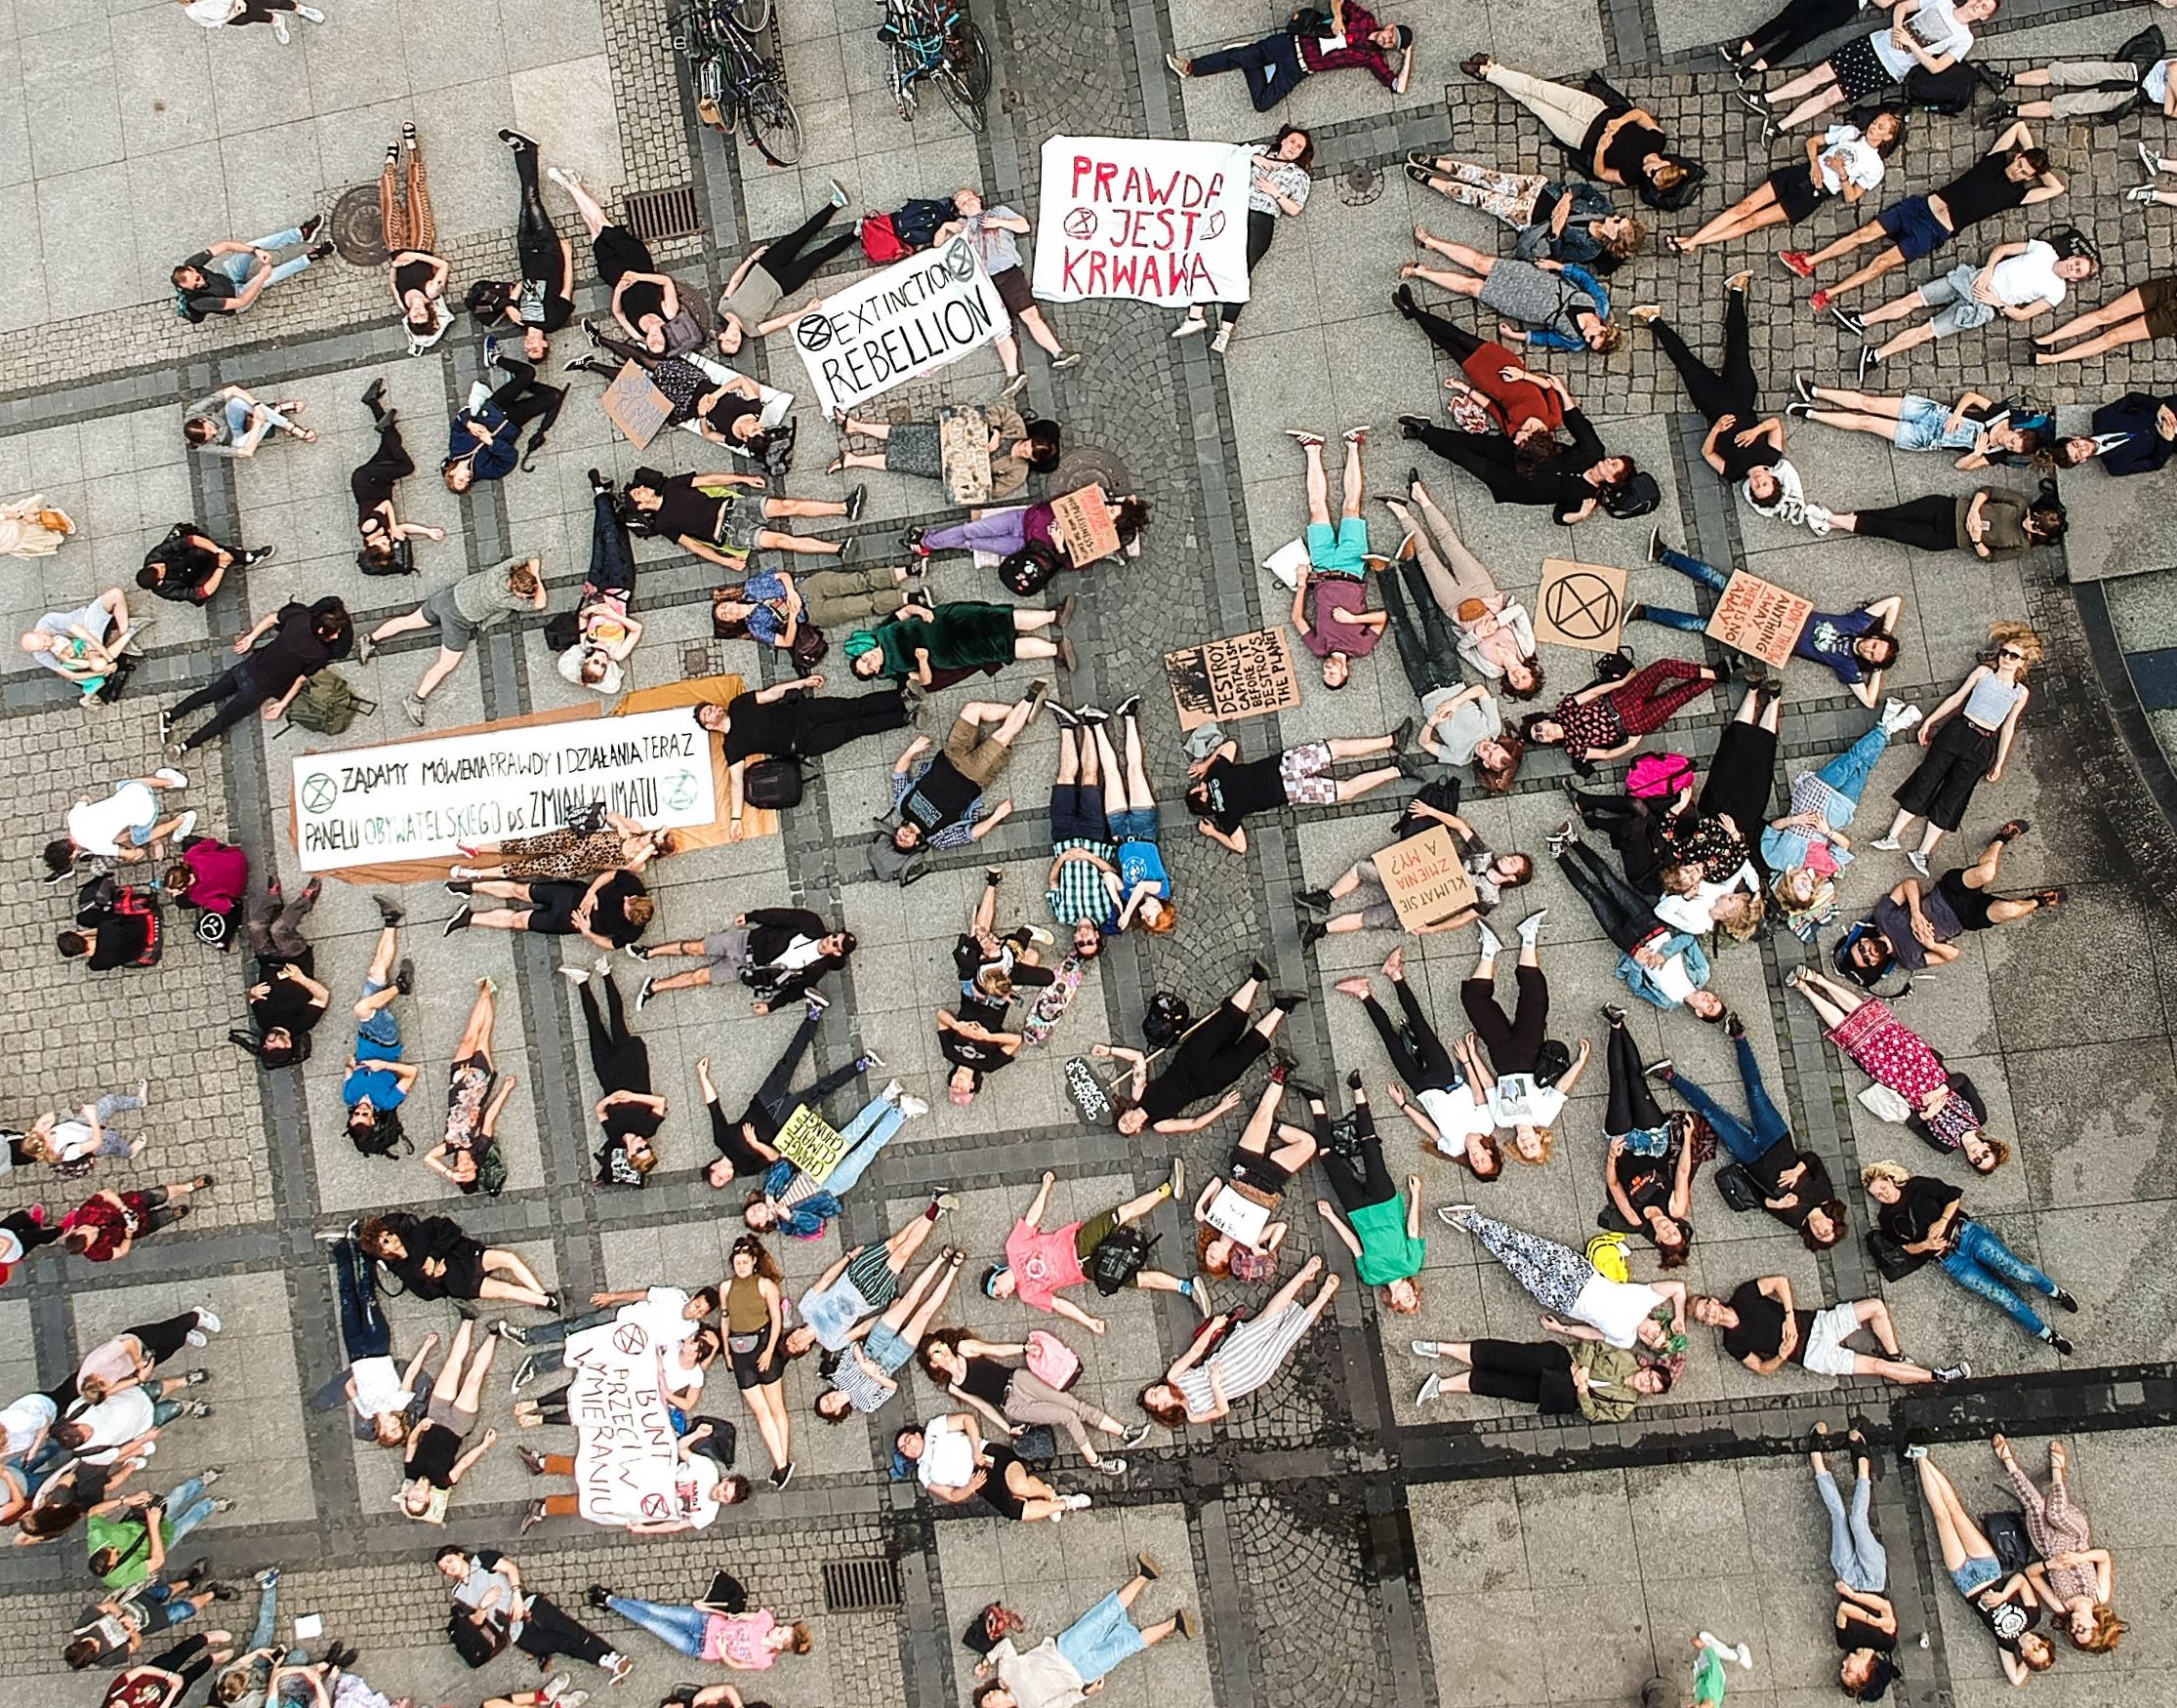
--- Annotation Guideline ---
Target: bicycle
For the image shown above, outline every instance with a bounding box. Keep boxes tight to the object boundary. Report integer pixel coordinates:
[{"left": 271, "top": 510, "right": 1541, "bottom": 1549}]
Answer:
[
  {"left": 673, "top": 0, "right": 802, "bottom": 167},
  {"left": 880, "top": 0, "right": 992, "bottom": 135}
]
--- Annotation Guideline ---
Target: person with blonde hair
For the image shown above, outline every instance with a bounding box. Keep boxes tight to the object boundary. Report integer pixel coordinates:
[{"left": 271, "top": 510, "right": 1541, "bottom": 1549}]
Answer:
[
  {"left": 1992, "top": 1434, "right": 2124, "bottom": 1653},
  {"left": 1861, "top": 1163, "right": 2074, "bottom": 1350},
  {"left": 1870, "top": 624, "right": 2039, "bottom": 872}
]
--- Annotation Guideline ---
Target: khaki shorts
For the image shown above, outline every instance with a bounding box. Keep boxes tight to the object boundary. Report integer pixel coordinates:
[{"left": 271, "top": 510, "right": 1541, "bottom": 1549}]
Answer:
[{"left": 944, "top": 712, "right": 1015, "bottom": 788}]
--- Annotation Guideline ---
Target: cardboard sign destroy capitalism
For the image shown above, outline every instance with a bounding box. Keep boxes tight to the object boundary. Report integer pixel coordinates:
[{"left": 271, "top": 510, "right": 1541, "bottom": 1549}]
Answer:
[
  {"left": 1376, "top": 824, "right": 1479, "bottom": 932},
  {"left": 1164, "top": 628, "right": 1302, "bottom": 730},
  {"left": 1705, "top": 569, "right": 1815, "bottom": 669}
]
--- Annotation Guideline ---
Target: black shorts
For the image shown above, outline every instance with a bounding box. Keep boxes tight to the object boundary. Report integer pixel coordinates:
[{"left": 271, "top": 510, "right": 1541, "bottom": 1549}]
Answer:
[
  {"left": 1229, "top": 1148, "right": 1293, "bottom": 1195},
  {"left": 989, "top": 264, "right": 1037, "bottom": 317},
  {"left": 1936, "top": 865, "right": 1998, "bottom": 931},
  {"left": 728, "top": 1334, "right": 788, "bottom": 1389},
  {"left": 1765, "top": 161, "right": 1828, "bottom": 225},
  {"left": 520, "top": 881, "right": 584, "bottom": 935}
]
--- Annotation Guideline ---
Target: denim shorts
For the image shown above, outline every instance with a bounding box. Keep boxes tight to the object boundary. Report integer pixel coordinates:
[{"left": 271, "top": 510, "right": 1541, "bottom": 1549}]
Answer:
[
  {"left": 1894, "top": 393, "right": 1979, "bottom": 453},
  {"left": 1049, "top": 784, "right": 1108, "bottom": 841},
  {"left": 1951, "top": 1554, "right": 2003, "bottom": 1597},
  {"left": 866, "top": 1322, "right": 914, "bottom": 1374},
  {"left": 354, "top": 978, "right": 401, "bottom": 1052},
  {"left": 1107, "top": 805, "right": 1156, "bottom": 842}
]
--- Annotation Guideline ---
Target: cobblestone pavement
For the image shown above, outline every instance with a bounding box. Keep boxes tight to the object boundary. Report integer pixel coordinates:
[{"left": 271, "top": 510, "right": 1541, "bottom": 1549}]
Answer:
[{"left": 6, "top": 1, "right": 2177, "bottom": 1707}]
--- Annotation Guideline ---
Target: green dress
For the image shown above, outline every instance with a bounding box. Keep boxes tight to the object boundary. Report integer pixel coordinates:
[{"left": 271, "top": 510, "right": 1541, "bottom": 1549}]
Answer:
[{"left": 876, "top": 601, "right": 1016, "bottom": 676}]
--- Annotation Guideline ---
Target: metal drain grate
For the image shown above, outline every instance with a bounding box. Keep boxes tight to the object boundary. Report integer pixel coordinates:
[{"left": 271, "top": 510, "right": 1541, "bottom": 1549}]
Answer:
[
  {"left": 328, "top": 183, "right": 389, "bottom": 266},
  {"left": 624, "top": 185, "right": 704, "bottom": 243},
  {"left": 821, "top": 1557, "right": 902, "bottom": 1613}
]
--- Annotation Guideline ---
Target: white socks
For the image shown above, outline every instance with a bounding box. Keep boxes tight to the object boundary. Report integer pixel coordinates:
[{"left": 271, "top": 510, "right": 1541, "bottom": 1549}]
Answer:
[
  {"left": 1474, "top": 921, "right": 1502, "bottom": 959},
  {"left": 1516, "top": 909, "right": 1547, "bottom": 947}
]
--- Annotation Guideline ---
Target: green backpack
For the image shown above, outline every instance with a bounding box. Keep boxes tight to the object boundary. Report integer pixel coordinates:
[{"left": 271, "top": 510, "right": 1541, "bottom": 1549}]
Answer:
[{"left": 284, "top": 670, "right": 375, "bottom": 736}]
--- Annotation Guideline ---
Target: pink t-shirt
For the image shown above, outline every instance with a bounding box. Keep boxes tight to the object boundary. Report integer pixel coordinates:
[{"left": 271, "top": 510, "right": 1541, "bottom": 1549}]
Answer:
[
  {"left": 702, "top": 1608, "right": 776, "bottom": 1668},
  {"left": 1005, "top": 1217, "right": 1086, "bottom": 1313},
  {"left": 1302, "top": 577, "right": 1382, "bottom": 662}
]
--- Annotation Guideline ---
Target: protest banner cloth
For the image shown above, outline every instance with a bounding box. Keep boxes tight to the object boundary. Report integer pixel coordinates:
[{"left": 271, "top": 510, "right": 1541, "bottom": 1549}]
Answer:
[
  {"left": 564, "top": 1315, "right": 718, "bottom": 1528},
  {"left": 1534, "top": 559, "right": 1628, "bottom": 653},
  {"left": 1705, "top": 569, "right": 1815, "bottom": 670},
  {"left": 1032, "top": 137, "right": 1253, "bottom": 305},
  {"left": 1376, "top": 825, "right": 1481, "bottom": 932},
  {"left": 939, "top": 405, "right": 995, "bottom": 506},
  {"left": 771, "top": 1103, "right": 848, "bottom": 1183},
  {"left": 1051, "top": 484, "right": 1123, "bottom": 565},
  {"left": 291, "top": 707, "right": 716, "bottom": 874},
  {"left": 791, "top": 237, "right": 1006, "bottom": 416},
  {"left": 1163, "top": 628, "right": 1302, "bottom": 731}
]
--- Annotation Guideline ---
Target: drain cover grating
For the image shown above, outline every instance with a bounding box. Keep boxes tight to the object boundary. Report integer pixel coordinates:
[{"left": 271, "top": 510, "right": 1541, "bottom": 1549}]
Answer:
[
  {"left": 625, "top": 185, "right": 704, "bottom": 243},
  {"left": 1052, "top": 444, "right": 1131, "bottom": 498},
  {"left": 821, "top": 1557, "right": 902, "bottom": 1613},
  {"left": 328, "top": 184, "right": 388, "bottom": 266}
]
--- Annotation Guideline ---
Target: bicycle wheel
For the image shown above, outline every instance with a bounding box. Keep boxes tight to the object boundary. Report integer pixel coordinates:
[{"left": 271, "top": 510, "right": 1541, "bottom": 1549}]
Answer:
[
  {"left": 742, "top": 74, "right": 803, "bottom": 166},
  {"left": 729, "top": 0, "right": 772, "bottom": 33},
  {"left": 935, "top": 20, "right": 991, "bottom": 133}
]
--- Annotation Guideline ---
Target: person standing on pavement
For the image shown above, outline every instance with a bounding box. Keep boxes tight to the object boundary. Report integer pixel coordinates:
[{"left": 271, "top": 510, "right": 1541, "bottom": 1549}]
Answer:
[
  {"left": 936, "top": 189, "right": 1083, "bottom": 398},
  {"left": 364, "top": 556, "right": 547, "bottom": 725},
  {"left": 170, "top": 221, "right": 331, "bottom": 321},
  {"left": 180, "top": 0, "right": 325, "bottom": 40}
]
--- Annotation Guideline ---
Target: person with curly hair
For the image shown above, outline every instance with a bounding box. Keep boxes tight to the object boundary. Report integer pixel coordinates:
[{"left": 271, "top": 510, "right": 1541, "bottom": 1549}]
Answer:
[{"left": 1992, "top": 1434, "right": 2124, "bottom": 1653}]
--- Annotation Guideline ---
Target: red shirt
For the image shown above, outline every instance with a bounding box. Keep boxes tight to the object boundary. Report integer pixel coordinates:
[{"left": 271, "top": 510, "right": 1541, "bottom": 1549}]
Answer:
[
  {"left": 1461, "top": 343, "right": 1565, "bottom": 437},
  {"left": 1298, "top": 1, "right": 1400, "bottom": 88},
  {"left": 104, "top": 1669, "right": 179, "bottom": 1708},
  {"left": 62, "top": 1194, "right": 142, "bottom": 1263},
  {"left": 1004, "top": 1218, "right": 1087, "bottom": 1312}
]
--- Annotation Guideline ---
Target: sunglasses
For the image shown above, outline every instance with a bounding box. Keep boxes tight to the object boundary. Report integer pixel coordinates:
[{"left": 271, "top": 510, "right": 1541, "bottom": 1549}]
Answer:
[{"left": 1997, "top": 647, "right": 2025, "bottom": 660}]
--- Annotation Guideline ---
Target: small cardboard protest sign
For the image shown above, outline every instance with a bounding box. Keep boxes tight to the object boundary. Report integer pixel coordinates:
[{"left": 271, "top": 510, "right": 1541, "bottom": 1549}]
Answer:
[
  {"left": 772, "top": 1103, "right": 847, "bottom": 1182},
  {"left": 1535, "top": 558, "right": 1627, "bottom": 654},
  {"left": 599, "top": 362, "right": 672, "bottom": 449},
  {"left": 1051, "top": 484, "right": 1122, "bottom": 565},
  {"left": 938, "top": 405, "right": 995, "bottom": 506},
  {"left": 1163, "top": 628, "right": 1302, "bottom": 731},
  {"left": 1705, "top": 569, "right": 1814, "bottom": 670},
  {"left": 1376, "top": 824, "right": 1479, "bottom": 932}
]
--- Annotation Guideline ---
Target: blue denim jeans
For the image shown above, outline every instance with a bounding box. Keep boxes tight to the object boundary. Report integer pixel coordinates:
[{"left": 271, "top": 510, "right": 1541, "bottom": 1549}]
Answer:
[
  {"left": 1054, "top": 1591, "right": 1147, "bottom": 1684},
  {"left": 1814, "top": 724, "right": 1891, "bottom": 822},
  {"left": 1942, "top": 1220, "right": 2055, "bottom": 1336},
  {"left": 1667, "top": 1035, "right": 1791, "bottom": 1166},
  {"left": 604, "top": 1596, "right": 707, "bottom": 1657},
  {"left": 160, "top": 1475, "right": 218, "bottom": 1546},
  {"left": 1634, "top": 546, "right": 1730, "bottom": 632},
  {"left": 826, "top": 1097, "right": 906, "bottom": 1196},
  {"left": 1189, "top": 33, "right": 1309, "bottom": 111},
  {"left": 1815, "top": 1467, "right": 1887, "bottom": 1592},
  {"left": 211, "top": 228, "right": 314, "bottom": 299}
]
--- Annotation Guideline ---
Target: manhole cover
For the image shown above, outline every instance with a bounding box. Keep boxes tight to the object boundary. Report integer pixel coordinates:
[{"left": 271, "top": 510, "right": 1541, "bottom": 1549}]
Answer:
[
  {"left": 329, "top": 184, "right": 388, "bottom": 266},
  {"left": 1338, "top": 163, "right": 1385, "bottom": 207},
  {"left": 1052, "top": 444, "right": 1130, "bottom": 496}
]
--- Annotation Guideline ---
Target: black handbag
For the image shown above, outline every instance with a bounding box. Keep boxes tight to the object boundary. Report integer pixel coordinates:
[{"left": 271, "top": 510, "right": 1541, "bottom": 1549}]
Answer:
[
  {"left": 1712, "top": 1162, "right": 1764, "bottom": 1213},
  {"left": 1288, "top": 6, "right": 1334, "bottom": 35},
  {"left": 447, "top": 1606, "right": 509, "bottom": 1668},
  {"left": 1982, "top": 1510, "right": 2033, "bottom": 1574},
  {"left": 1867, "top": 1228, "right": 1929, "bottom": 1281},
  {"left": 1011, "top": 1424, "right": 1057, "bottom": 1465}
]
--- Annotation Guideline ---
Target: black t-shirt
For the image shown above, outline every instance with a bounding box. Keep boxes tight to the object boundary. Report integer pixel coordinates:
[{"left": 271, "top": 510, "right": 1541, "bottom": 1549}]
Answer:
[
  {"left": 958, "top": 1356, "right": 1012, "bottom": 1409},
  {"left": 1974, "top": 1586, "right": 2038, "bottom": 1654},
  {"left": 1936, "top": 152, "right": 2031, "bottom": 231},
  {"left": 702, "top": 393, "right": 762, "bottom": 441},
  {"left": 406, "top": 1420, "right": 461, "bottom": 1486},
  {"left": 940, "top": 994, "right": 1014, "bottom": 1075},
  {"left": 1746, "top": 1139, "right": 1832, "bottom": 1224},
  {"left": 721, "top": 692, "right": 796, "bottom": 764},
  {"left": 900, "top": 757, "right": 980, "bottom": 835},
  {"left": 518, "top": 277, "right": 573, "bottom": 332},
  {"left": 179, "top": 252, "right": 238, "bottom": 321},
  {"left": 1880, "top": 1177, "right": 1961, "bottom": 1246},
  {"left": 88, "top": 914, "right": 153, "bottom": 970},
  {"left": 250, "top": 975, "right": 325, "bottom": 1034},
  {"left": 254, "top": 600, "right": 344, "bottom": 691},
  {"left": 1600, "top": 118, "right": 1668, "bottom": 183},
  {"left": 1721, "top": 1281, "right": 1812, "bottom": 1365},
  {"left": 595, "top": 1134, "right": 649, "bottom": 1187},
  {"left": 392, "top": 256, "right": 437, "bottom": 296},
  {"left": 1836, "top": 1614, "right": 1896, "bottom": 1653},
  {"left": 619, "top": 277, "right": 666, "bottom": 326},
  {"left": 1196, "top": 753, "right": 1286, "bottom": 833},
  {"left": 1614, "top": 1153, "right": 1673, "bottom": 1220},
  {"left": 589, "top": 871, "right": 646, "bottom": 947},
  {"left": 644, "top": 476, "right": 729, "bottom": 546}
]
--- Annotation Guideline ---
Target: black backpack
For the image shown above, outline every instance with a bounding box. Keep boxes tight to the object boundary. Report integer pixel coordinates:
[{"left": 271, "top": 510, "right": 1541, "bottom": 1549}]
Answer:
[
  {"left": 447, "top": 1606, "right": 508, "bottom": 1669},
  {"left": 1902, "top": 61, "right": 1994, "bottom": 114},
  {"left": 743, "top": 756, "right": 806, "bottom": 810},
  {"left": 1000, "top": 540, "right": 1060, "bottom": 596},
  {"left": 351, "top": 1110, "right": 410, "bottom": 1159},
  {"left": 1088, "top": 1226, "right": 1157, "bottom": 1296},
  {"left": 1141, "top": 991, "right": 1191, "bottom": 1047}
]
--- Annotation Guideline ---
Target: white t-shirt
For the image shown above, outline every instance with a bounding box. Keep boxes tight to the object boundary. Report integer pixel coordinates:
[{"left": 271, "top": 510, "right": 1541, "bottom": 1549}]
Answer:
[
  {"left": 0, "top": 1392, "right": 57, "bottom": 1458},
  {"left": 1417, "top": 1083, "right": 1496, "bottom": 1154},
  {"left": 349, "top": 1355, "right": 414, "bottom": 1420},
  {"left": 1490, "top": 1074, "right": 1566, "bottom": 1129},
  {"left": 1986, "top": 240, "right": 2067, "bottom": 309},
  {"left": 1870, "top": 0, "right": 1972, "bottom": 81},
  {"left": 71, "top": 1386, "right": 155, "bottom": 1462},
  {"left": 619, "top": 1285, "right": 698, "bottom": 1349},
  {"left": 1645, "top": 952, "right": 1698, "bottom": 1005},
  {"left": 1572, "top": 1273, "right": 1665, "bottom": 1349},
  {"left": 1816, "top": 125, "right": 1887, "bottom": 195},
  {"left": 918, "top": 1415, "right": 976, "bottom": 1488},
  {"left": 2148, "top": 59, "right": 2173, "bottom": 104},
  {"left": 67, "top": 782, "right": 157, "bottom": 856},
  {"left": 1654, "top": 862, "right": 1757, "bottom": 934}
]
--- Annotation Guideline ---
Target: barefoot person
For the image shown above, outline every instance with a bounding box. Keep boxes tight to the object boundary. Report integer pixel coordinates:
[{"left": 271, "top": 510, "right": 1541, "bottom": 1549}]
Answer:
[{"left": 1906, "top": 1444, "right": 2057, "bottom": 1685}]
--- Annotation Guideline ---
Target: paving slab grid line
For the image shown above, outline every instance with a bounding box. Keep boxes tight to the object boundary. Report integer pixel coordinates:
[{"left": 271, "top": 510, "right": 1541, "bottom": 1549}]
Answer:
[{"left": 5, "top": 1, "right": 2177, "bottom": 1707}]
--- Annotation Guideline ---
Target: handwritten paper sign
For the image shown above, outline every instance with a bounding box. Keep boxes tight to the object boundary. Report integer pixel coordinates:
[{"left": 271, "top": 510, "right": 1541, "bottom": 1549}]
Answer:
[
  {"left": 772, "top": 1102, "right": 847, "bottom": 1183},
  {"left": 1705, "top": 569, "right": 1814, "bottom": 669},
  {"left": 791, "top": 237, "right": 1007, "bottom": 415},
  {"left": 1535, "top": 558, "right": 1627, "bottom": 654},
  {"left": 565, "top": 1317, "right": 684, "bottom": 1527},
  {"left": 1164, "top": 628, "right": 1302, "bottom": 731},
  {"left": 1051, "top": 484, "right": 1122, "bottom": 565},
  {"left": 292, "top": 708, "right": 715, "bottom": 873},
  {"left": 938, "top": 405, "right": 994, "bottom": 506},
  {"left": 1033, "top": 137, "right": 1253, "bottom": 305},
  {"left": 1376, "top": 825, "right": 1480, "bottom": 932},
  {"left": 599, "top": 361, "right": 672, "bottom": 449}
]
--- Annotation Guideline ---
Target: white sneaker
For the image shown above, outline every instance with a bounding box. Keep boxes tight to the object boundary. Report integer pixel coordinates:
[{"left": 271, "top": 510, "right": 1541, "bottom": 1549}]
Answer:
[
  {"left": 1907, "top": 850, "right": 1929, "bottom": 876},
  {"left": 1210, "top": 323, "right": 1232, "bottom": 354},
  {"left": 1515, "top": 908, "right": 1547, "bottom": 945},
  {"left": 878, "top": 1078, "right": 903, "bottom": 1103},
  {"left": 896, "top": 1093, "right": 929, "bottom": 1118},
  {"left": 548, "top": 166, "right": 581, "bottom": 190},
  {"left": 558, "top": 965, "right": 590, "bottom": 984},
  {"left": 154, "top": 767, "right": 187, "bottom": 788},
  {"left": 1416, "top": 1373, "right": 1442, "bottom": 1404},
  {"left": 1879, "top": 698, "right": 1922, "bottom": 735},
  {"left": 297, "top": 3, "right": 325, "bottom": 18},
  {"left": 171, "top": 810, "right": 198, "bottom": 841},
  {"left": 1473, "top": 921, "right": 1502, "bottom": 958},
  {"left": 1171, "top": 315, "right": 1207, "bottom": 339},
  {"left": 1411, "top": 1339, "right": 1441, "bottom": 1359},
  {"left": 1868, "top": 835, "right": 1902, "bottom": 851},
  {"left": 541, "top": 1675, "right": 571, "bottom": 1705},
  {"left": 271, "top": 11, "right": 290, "bottom": 40},
  {"left": 1437, "top": 1202, "right": 1477, "bottom": 1228},
  {"left": 196, "top": 1306, "right": 221, "bottom": 1332}
]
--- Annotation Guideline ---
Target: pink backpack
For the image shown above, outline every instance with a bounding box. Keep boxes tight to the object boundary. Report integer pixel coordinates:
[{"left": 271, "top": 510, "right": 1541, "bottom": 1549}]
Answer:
[
  {"left": 1024, "top": 1329, "right": 1080, "bottom": 1391},
  {"left": 1626, "top": 752, "right": 1695, "bottom": 799}
]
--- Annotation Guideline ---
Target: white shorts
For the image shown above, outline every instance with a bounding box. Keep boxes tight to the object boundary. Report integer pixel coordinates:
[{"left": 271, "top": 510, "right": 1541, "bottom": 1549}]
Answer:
[{"left": 1801, "top": 1302, "right": 1862, "bottom": 1378}]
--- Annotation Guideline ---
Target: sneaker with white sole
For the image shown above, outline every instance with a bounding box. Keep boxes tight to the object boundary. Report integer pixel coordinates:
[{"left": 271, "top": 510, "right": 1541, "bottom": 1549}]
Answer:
[
  {"left": 154, "top": 768, "right": 187, "bottom": 788},
  {"left": 1907, "top": 850, "right": 1929, "bottom": 875},
  {"left": 270, "top": 11, "right": 290, "bottom": 40},
  {"left": 1097, "top": 1456, "right": 1129, "bottom": 1475},
  {"left": 1880, "top": 698, "right": 1922, "bottom": 735},
  {"left": 1416, "top": 1373, "right": 1443, "bottom": 1404},
  {"left": 1437, "top": 1203, "right": 1477, "bottom": 1229},
  {"left": 1868, "top": 835, "right": 1902, "bottom": 851},
  {"left": 1411, "top": 1340, "right": 1442, "bottom": 1359},
  {"left": 171, "top": 810, "right": 198, "bottom": 841},
  {"left": 1171, "top": 316, "right": 1207, "bottom": 339},
  {"left": 878, "top": 1078, "right": 904, "bottom": 1103},
  {"left": 897, "top": 1094, "right": 930, "bottom": 1118},
  {"left": 1210, "top": 323, "right": 1232, "bottom": 354}
]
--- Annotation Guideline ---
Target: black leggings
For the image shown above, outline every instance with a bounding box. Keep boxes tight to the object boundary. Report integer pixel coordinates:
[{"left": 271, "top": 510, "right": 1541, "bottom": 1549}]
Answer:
[
  {"left": 587, "top": 485, "right": 637, "bottom": 602},
  {"left": 487, "top": 354, "right": 567, "bottom": 441},
  {"left": 1219, "top": 209, "right": 1279, "bottom": 325},
  {"left": 1560, "top": 840, "right": 1656, "bottom": 956},
  {"left": 512, "top": 146, "right": 559, "bottom": 282},
  {"left": 786, "top": 687, "right": 911, "bottom": 757},
  {"left": 125, "top": 1311, "right": 209, "bottom": 1368},
  {"left": 1465, "top": 1339, "right": 1578, "bottom": 1412},
  {"left": 1322, "top": 1111, "right": 1394, "bottom": 1214},
  {"left": 1571, "top": 790, "right": 1668, "bottom": 896},
  {"left": 1381, "top": 557, "right": 1461, "bottom": 699},
  {"left": 1849, "top": 494, "right": 1960, "bottom": 553},
  {"left": 514, "top": 1593, "right": 615, "bottom": 1668},
  {"left": 350, "top": 416, "right": 414, "bottom": 512},
  {"left": 1650, "top": 290, "right": 1757, "bottom": 427},
  {"left": 1461, "top": 964, "right": 1548, "bottom": 1075},
  {"left": 580, "top": 978, "right": 650, "bottom": 1096},
  {"left": 170, "top": 659, "right": 275, "bottom": 752},
  {"left": 1741, "top": 0, "right": 1859, "bottom": 64},
  {"left": 756, "top": 202, "right": 858, "bottom": 299},
  {"left": 727, "top": 1007, "right": 865, "bottom": 1139},
  {"left": 1361, "top": 979, "right": 1457, "bottom": 1092},
  {"left": 1604, "top": 1022, "right": 1665, "bottom": 1138},
  {"left": 1412, "top": 424, "right": 1565, "bottom": 508},
  {"left": 231, "top": 0, "right": 298, "bottom": 20},
  {"left": 1403, "top": 297, "right": 1489, "bottom": 364}
]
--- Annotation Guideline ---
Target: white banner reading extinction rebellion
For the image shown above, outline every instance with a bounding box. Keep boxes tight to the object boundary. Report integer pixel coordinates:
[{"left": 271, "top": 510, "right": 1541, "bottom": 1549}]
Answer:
[
  {"left": 291, "top": 708, "right": 716, "bottom": 873},
  {"left": 1032, "top": 136, "right": 1253, "bottom": 305},
  {"left": 566, "top": 1316, "right": 719, "bottom": 1529},
  {"left": 791, "top": 236, "right": 1008, "bottom": 416}
]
